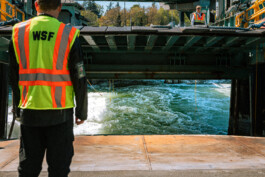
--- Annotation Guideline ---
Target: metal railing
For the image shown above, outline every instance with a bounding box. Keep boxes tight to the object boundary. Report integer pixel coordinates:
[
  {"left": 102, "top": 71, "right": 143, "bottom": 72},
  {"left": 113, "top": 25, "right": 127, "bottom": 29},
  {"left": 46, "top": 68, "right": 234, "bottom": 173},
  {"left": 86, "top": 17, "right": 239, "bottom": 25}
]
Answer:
[
  {"left": 235, "top": 0, "right": 265, "bottom": 27},
  {"left": 0, "top": 0, "right": 25, "bottom": 22}
]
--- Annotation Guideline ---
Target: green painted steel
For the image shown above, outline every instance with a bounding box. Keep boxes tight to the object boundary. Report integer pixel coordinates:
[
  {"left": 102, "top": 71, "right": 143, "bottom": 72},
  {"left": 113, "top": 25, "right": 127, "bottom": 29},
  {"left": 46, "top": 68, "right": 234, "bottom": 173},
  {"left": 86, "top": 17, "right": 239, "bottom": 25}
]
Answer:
[
  {"left": 59, "top": 5, "right": 88, "bottom": 26},
  {"left": 1, "top": 25, "right": 265, "bottom": 79}
]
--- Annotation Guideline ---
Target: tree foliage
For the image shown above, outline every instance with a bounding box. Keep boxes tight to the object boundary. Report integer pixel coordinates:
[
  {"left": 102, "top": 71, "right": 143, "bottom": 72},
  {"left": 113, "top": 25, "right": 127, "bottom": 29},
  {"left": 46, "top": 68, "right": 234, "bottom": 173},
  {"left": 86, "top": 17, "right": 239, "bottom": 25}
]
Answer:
[
  {"left": 81, "top": 10, "right": 99, "bottom": 26},
  {"left": 82, "top": 0, "right": 103, "bottom": 18},
  {"left": 82, "top": 2, "right": 191, "bottom": 27}
]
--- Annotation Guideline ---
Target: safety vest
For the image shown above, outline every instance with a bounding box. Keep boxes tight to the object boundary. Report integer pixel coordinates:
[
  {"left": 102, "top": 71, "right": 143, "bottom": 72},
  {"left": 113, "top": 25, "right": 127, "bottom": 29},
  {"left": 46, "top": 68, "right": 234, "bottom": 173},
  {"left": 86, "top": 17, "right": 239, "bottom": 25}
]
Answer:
[
  {"left": 193, "top": 12, "right": 205, "bottom": 25},
  {"left": 12, "top": 15, "right": 80, "bottom": 110}
]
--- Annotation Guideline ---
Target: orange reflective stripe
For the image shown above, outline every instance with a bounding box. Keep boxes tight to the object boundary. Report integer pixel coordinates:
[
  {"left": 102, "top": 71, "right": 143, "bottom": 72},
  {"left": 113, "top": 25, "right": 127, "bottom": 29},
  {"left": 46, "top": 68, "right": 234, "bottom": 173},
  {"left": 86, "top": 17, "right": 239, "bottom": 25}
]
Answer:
[
  {"left": 63, "top": 27, "right": 77, "bottom": 71},
  {"left": 201, "top": 14, "right": 205, "bottom": 20},
  {"left": 51, "top": 86, "right": 56, "bottom": 108},
  {"left": 21, "top": 86, "right": 28, "bottom": 107},
  {"left": 13, "top": 26, "right": 22, "bottom": 69},
  {"left": 24, "top": 86, "right": 29, "bottom": 107},
  {"left": 21, "top": 86, "right": 25, "bottom": 104},
  {"left": 194, "top": 13, "right": 204, "bottom": 21},
  {"left": 15, "top": 21, "right": 31, "bottom": 69},
  {"left": 24, "top": 20, "right": 32, "bottom": 69},
  {"left": 19, "top": 81, "right": 73, "bottom": 86},
  {"left": 53, "top": 23, "right": 65, "bottom": 70},
  {"left": 61, "top": 86, "right": 66, "bottom": 107},
  {"left": 19, "top": 68, "right": 70, "bottom": 75}
]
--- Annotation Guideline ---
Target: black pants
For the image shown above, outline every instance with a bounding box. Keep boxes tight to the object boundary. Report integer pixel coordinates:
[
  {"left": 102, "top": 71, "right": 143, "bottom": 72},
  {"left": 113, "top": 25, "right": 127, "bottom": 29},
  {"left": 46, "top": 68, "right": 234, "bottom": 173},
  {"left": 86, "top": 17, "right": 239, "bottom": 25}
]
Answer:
[{"left": 18, "top": 116, "right": 74, "bottom": 177}]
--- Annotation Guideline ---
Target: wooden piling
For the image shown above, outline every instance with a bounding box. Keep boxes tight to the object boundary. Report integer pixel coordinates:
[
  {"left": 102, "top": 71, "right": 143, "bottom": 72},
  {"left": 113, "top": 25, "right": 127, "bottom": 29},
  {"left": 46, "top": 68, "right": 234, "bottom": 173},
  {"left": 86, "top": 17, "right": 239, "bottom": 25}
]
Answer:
[
  {"left": 229, "top": 79, "right": 251, "bottom": 135},
  {"left": 0, "top": 63, "right": 9, "bottom": 139},
  {"left": 253, "top": 63, "right": 265, "bottom": 136}
]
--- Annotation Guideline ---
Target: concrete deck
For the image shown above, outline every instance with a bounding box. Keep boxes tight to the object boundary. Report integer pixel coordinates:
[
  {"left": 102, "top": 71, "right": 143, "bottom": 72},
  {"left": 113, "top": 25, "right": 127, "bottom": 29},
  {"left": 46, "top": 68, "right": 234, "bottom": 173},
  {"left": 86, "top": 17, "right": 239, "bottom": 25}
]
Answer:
[{"left": 1, "top": 135, "right": 265, "bottom": 176}]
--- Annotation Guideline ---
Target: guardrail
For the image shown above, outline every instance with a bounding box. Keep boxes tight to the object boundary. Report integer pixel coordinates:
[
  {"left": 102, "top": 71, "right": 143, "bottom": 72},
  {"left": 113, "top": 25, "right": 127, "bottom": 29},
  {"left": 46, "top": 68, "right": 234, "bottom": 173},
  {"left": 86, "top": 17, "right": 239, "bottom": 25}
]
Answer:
[{"left": 0, "top": 0, "right": 25, "bottom": 22}]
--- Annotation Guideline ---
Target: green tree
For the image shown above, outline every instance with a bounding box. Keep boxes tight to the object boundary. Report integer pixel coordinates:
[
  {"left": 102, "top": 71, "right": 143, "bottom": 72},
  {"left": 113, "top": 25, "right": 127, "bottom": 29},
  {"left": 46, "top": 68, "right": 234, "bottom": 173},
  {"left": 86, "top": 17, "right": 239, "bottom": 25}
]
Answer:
[
  {"left": 130, "top": 5, "right": 147, "bottom": 26},
  {"left": 99, "top": 7, "right": 120, "bottom": 26},
  {"left": 82, "top": 0, "right": 103, "bottom": 18},
  {"left": 106, "top": 2, "right": 113, "bottom": 12},
  {"left": 155, "top": 8, "right": 180, "bottom": 26},
  {"left": 98, "top": 3, "right": 183, "bottom": 27},
  {"left": 81, "top": 10, "right": 99, "bottom": 26},
  {"left": 146, "top": 3, "right": 159, "bottom": 25},
  {"left": 116, "top": 2, "right": 120, "bottom": 8},
  {"left": 116, "top": 13, "right": 122, "bottom": 26}
]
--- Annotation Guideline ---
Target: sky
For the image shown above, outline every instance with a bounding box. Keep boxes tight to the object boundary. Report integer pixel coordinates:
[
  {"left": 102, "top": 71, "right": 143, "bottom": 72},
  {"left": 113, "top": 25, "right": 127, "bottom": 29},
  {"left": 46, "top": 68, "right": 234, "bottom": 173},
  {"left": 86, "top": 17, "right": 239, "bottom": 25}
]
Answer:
[{"left": 77, "top": 1, "right": 160, "bottom": 13}]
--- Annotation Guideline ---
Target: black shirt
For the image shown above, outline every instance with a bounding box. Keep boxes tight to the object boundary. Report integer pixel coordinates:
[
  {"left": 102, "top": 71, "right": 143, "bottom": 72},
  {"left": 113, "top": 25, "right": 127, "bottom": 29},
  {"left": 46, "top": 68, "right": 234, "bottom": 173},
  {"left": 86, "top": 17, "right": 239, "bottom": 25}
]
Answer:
[{"left": 9, "top": 16, "right": 88, "bottom": 127}]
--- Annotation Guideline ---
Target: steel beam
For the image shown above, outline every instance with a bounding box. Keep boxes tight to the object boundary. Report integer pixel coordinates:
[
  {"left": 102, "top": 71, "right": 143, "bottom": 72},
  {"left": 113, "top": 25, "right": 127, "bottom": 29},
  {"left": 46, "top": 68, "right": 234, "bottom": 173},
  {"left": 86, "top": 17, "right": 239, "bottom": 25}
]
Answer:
[
  {"left": 145, "top": 35, "right": 158, "bottom": 51},
  {"left": 205, "top": 36, "right": 223, "bottom": 47},
  {"left": 0, "top": 37, "right": 10, "bottom": 48},
  {"left": 212, "top": 37, "right": 240, "bottom": 52},
  {"left": 86, "top": 64, "right": 249, "bottom": 73},
  {"left": 224, "top": 37, "right": 240, "bottom": 47},
  {"left": 242, "top": 37, "right": 262, "bottom": 47},
  {"left": 105, "top": 35, "right": 117, "bottom": 51},
  {"left": 178, "top": 36, "right": 202, "bottom": 53},
  {"left": 196, "top": 36, "right": 223, "bottom": 53},
  {"left": 127, "top": 35, "right": 136, "bottom": 51},
  {"left": 162, "top": 36, "right": 180, "bottom": 51},
  {"left": 83, "top": 35, "right": 100, "bottom": 52},
  {"left": 85, "top": 71, "right": 248, "bottom": 80}
]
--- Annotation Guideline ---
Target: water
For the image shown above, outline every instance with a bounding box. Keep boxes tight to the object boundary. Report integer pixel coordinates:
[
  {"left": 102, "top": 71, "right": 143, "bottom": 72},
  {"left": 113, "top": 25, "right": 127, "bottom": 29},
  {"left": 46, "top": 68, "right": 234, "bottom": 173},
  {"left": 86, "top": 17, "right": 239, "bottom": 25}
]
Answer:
[
  {"left": 74, "top": 80, "right": 230, "bottom": 135},
  {"left": 7, "top": 80, "right": 231, "bottom": 138}
]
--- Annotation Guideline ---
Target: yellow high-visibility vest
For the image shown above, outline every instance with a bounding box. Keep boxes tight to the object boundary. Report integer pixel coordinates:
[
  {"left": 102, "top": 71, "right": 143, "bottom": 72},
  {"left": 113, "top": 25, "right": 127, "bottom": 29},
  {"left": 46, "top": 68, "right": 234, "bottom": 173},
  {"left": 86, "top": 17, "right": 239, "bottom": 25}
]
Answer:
[{"left": 12, "top": 15, "right": 80, "bottom": 109}]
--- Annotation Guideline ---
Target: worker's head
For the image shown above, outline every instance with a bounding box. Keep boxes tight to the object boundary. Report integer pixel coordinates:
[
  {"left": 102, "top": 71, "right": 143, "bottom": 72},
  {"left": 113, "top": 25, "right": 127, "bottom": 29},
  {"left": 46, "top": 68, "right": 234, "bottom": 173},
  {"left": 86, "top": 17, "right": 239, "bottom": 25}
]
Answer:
[
  {"left": 196, "top": 5, "right": 201, "bottom": 13},
  {"left": 35, "top": 0, "right": 62, "bottom": 18}
]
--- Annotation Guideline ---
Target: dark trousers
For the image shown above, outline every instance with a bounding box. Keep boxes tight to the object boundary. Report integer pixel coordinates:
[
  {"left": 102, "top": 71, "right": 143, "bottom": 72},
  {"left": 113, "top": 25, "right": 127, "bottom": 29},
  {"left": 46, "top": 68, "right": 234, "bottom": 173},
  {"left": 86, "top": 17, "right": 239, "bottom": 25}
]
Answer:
[{"left": 18, "top": 117, "right": 74, "bottom": 177}]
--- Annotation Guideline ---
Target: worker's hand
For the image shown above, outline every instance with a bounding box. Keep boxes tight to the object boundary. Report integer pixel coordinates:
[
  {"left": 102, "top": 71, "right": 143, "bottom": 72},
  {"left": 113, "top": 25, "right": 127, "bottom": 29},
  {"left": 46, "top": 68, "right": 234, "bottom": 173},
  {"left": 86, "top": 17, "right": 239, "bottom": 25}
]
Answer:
[{"left": 75, "top": 117, "right": 85, "bottom": 125}]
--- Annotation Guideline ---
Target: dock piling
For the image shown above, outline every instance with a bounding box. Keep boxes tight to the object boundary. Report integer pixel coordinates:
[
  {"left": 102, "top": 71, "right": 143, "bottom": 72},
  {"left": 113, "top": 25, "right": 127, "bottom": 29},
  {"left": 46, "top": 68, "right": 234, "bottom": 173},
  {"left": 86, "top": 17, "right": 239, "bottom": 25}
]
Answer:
[{"left": 0, "top": 63, "right": 9, "bottom": 139}]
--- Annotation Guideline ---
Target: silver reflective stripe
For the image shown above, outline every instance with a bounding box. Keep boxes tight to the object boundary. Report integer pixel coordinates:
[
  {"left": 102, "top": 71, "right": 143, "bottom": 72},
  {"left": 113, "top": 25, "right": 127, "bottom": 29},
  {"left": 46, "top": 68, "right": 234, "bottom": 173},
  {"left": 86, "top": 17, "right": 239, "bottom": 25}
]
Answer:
[
  {"left": 23, "top": 86, "right": 27, "bottom": 100},
  {"left": 56, "top": 25, "right": 72, "bottom": 70},
  {"left": 55, "top": 86, "right": 62, "bottom": 108},
  {"left": 18, "top": 22, "right": 28, "bottom": 69},
  {"left": 19, "top": 73, "right": 71, "bottom": 82}
]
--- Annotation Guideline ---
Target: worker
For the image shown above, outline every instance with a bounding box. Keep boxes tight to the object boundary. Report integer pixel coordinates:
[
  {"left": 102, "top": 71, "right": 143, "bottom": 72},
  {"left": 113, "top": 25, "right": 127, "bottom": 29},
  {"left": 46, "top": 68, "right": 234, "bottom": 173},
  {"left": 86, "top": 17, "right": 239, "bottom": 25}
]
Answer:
[
  {"left": 9, "top": 0, "right": 87, "bottom": 176},
  {"left": 191, "top": 5, "right": 207, "bottom": 26}
]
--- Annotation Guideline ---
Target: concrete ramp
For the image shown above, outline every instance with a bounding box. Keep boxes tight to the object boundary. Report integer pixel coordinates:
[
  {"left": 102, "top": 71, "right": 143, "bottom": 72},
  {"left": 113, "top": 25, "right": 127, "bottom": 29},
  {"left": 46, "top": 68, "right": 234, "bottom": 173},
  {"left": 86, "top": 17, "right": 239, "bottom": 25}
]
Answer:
[{"left": 1, "top": 135, "right": 265, "bottom": 176}]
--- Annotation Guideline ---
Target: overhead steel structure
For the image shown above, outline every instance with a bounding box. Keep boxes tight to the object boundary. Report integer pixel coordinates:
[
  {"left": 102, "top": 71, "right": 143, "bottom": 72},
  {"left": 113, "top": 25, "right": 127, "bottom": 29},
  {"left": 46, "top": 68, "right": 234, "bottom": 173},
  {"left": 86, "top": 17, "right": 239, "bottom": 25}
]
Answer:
[{"left": 0, "top": 26, "right": 264, "bottom": 79}]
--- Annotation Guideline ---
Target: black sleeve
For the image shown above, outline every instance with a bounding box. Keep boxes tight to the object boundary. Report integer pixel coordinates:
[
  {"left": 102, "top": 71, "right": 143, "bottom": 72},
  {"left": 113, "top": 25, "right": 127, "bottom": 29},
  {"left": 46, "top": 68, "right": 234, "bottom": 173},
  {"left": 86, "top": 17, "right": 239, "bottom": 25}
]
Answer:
[
  {"left": 9, "top": 40, "right": 20, "bottom": 117},
  {"left": 68, "top": 37, "right": 88, "bottom": 120}
]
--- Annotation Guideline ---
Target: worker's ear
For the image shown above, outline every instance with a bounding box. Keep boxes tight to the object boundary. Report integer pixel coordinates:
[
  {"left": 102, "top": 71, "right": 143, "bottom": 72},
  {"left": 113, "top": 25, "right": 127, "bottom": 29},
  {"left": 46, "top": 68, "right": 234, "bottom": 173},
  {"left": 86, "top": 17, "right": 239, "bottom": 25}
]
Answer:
[
  {"left": 58, "top": 4, "right": 62, "bottom": 12},
  {"left": 35, "top": 1, "right": 40, "bottom": 12}
]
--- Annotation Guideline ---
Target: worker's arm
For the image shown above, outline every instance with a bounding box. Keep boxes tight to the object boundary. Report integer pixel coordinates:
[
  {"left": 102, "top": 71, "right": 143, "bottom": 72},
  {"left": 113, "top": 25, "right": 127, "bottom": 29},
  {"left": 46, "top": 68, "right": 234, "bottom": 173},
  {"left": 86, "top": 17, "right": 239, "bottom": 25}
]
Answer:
[
  {"left": 8, "top": 40, "right": 20, "bottom": 118},
  {"left": 68, "top": 37, "right": 88, "bottom": 124}
]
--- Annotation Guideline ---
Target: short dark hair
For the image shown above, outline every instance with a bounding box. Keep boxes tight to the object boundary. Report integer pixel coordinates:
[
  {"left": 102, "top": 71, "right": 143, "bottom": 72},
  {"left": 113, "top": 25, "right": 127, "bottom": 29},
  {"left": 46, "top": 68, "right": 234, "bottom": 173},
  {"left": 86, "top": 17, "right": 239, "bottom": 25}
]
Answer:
[{"left": 37, "top": 0, "right": 61, "bottom": 11}]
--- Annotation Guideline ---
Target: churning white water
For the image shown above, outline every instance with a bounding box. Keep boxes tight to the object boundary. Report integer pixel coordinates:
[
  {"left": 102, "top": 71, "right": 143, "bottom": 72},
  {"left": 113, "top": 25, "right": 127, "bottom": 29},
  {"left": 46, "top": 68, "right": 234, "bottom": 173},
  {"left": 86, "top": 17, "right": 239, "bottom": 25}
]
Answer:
[{"left": 7, "top": 80, "right": 231, "bottom": 138}]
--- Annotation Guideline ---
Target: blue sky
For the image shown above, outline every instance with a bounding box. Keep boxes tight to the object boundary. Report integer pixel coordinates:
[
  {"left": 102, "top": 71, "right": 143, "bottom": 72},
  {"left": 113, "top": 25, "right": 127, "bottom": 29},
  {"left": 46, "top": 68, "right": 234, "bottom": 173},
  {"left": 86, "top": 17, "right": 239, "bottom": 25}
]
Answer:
[{"left": 78, "top": 1, "right": 160, "bottom": 13}]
